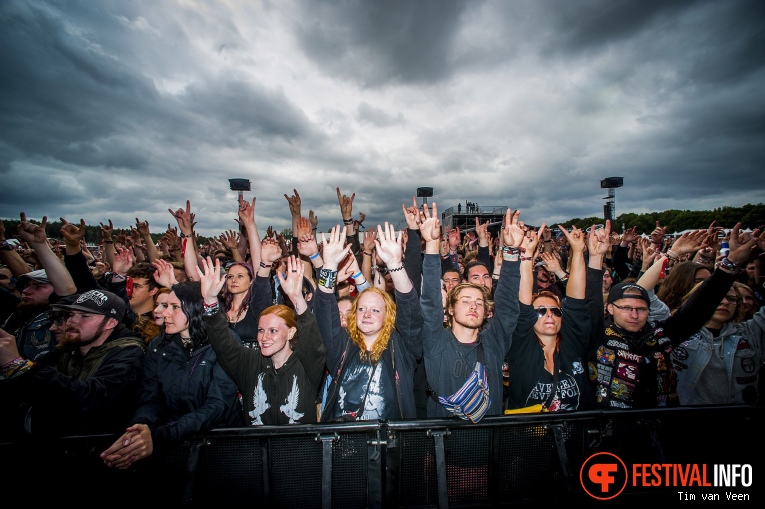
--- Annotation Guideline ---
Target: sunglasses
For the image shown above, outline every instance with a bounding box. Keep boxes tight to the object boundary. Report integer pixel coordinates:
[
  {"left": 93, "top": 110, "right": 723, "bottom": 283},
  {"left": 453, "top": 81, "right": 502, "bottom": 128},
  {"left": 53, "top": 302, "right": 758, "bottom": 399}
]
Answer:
[{"left": 534, "top": 306, "right": 562, "bottom": 318}]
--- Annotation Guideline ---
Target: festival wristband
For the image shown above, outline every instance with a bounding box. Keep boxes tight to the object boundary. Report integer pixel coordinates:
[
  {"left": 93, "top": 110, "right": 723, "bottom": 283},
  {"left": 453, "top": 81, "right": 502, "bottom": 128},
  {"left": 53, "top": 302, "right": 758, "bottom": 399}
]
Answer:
[{"left": 318, "top": 268, "right": 338, "bottom": 289}]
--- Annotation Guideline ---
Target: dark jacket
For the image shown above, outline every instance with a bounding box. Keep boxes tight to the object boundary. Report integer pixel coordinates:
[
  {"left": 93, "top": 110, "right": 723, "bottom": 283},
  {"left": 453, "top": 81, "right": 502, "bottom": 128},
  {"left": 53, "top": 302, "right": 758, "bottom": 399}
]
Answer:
[
  {"left": 130, "top": 332, "right": 242, "bottom": 444},
  {"left": 590, "top": 267, "right": 739, "bottom": 409},
  {"left": 205, "top": 306, "right": 326, "bottom": 425},
  {"left": 0, "top": 324, "right": 146, "bottom": 438},
  {"left": 420, "top": 253, "right": 521, "bottom": 418},
  {"left": 507, "top": 297, "right": 592, "bottom": 412},
  {"left": 315, "top": 287, "right": 424, "bottom": 420}
]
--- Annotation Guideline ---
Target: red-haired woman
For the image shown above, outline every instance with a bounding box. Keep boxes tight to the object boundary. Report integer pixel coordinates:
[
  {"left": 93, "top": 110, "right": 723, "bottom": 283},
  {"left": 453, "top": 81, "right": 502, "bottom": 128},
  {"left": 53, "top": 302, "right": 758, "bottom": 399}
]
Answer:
[
  {"left": 314, "top": 223, "right": 423, "bottom": 421},
  {"left": 198, "top": 255, "right": 326, "bottom": 425}
]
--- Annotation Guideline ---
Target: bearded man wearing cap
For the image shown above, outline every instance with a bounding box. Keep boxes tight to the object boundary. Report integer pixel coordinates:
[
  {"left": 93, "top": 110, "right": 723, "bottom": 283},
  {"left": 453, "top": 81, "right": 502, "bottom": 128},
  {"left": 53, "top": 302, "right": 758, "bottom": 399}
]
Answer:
[
  {"left": 1, "top": 285, "right": 147, "bottom": 438},
  {"left": 588, "top": 227, "right": 761, "bottom": 409},
  {"left": 1, "top": 215, "right": 80, "bottom": 361}
]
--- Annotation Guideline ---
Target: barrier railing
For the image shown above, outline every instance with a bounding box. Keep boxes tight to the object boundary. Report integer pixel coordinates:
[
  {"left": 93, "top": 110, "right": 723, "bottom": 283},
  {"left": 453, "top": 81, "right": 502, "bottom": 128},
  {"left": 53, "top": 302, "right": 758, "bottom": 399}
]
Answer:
[{"left": 4, "top": 405, "right": 762, "bottom": 508}]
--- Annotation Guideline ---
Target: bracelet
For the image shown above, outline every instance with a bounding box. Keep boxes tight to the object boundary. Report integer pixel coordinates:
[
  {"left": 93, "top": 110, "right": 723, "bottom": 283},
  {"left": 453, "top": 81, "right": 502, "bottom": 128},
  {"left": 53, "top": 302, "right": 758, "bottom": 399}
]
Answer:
[
  {"left": 373, "top": 265, "right": 389, "bottom": 274},
  {"left": 318, "top": 268, "right": 338, "bottom": 289},
  {"left": 363, "top": 251, "right": 373, "bottom": 257},
  {"left": 544, "top": 240, "right": 552, "bottom": 243},
  {"left": 180, "top": 232, "right": 191, "bottom": 238},
  {"left": 2, "top": 357, "right": 34, "bottom": 379},
  {"left": 202, "top": 301, "right": 219, "bottom": 317},
  {"left": 520, "top": 256, "right": 533, "bottom": 261},
  {"left": 342, "top": 218, "right": 354, "bottom": 225},
  {"left": 352, "top": 271, "right": 363, "bottom": 280},
  {"left": 667, "top": 249, "right": 681, "bottom": 262},
  {"left": 388, "top": 265, "right": 405, "bottom": 272},
  {"left": 1, "top": 356, "right": 24, "bottom": 371},
  {"left": 718, "top": 257, "right": 742, "bottom": 274},
  {"left": 103, "top": 240, "right": 114, "bottom": 244},
  {"left": 309, "top": 252, "right": 320, "bottom": 260},
  {"left": 260, "top": 262, "right": 272, "bottom": 269}
]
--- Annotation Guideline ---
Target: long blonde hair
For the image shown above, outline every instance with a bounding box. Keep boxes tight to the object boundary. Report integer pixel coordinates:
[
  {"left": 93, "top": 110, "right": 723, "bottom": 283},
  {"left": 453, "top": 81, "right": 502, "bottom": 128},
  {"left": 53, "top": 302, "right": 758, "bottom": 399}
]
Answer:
[{"left": 346, "top": 287, "right": 396, "bottom": 364}]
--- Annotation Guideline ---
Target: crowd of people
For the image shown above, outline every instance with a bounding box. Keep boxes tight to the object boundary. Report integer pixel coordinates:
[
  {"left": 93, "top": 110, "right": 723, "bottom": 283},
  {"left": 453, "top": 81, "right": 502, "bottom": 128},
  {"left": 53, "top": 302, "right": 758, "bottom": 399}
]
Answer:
[{"left": 1, "top": 188, "right": 764, "bottom": 468}]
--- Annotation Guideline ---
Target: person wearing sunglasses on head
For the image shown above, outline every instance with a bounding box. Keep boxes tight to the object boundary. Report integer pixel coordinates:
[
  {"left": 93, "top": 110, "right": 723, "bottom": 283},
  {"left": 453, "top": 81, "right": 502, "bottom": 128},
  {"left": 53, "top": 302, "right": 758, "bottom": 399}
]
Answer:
[{"left": 505, "top": 222, "right": 593, "bottom": 412}]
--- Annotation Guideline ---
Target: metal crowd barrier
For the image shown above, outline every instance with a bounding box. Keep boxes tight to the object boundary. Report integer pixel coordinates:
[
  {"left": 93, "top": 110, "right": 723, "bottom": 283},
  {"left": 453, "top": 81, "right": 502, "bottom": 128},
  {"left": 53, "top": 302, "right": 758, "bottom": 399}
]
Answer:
[{"left": 4, "top": 405, "right": 762, "bottom": 508}]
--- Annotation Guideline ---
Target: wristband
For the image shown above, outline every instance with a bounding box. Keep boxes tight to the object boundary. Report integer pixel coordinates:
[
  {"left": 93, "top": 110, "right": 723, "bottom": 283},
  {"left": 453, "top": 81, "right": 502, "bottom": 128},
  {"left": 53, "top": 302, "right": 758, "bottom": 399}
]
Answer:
[
  {"left": 202, "top": 301, "right": 220, "bottom": 316},
  {"left": 260, "top": 261, "right": 272, "bottom": 269},
  {"left": 181, "top": 238, "right": 187, "bottom": 258},
  {"left": 520, "top": 256, "right": 533, "bottom": 261},
  {"left": 352, "top": 271, "right": 363, "bottom": 280},
  {"left": 718, "top": 257, "right": 742, "bottom": 273},
  {"left": 103, "top": 240, "right": 114, "bottom": 244},
  {"left": 318, "top": 268, "right": 338, "bottom": 289},
  {"left": 388, "top": 265, "right": 405, "bottom": 273},
  {"left": 502, "top": 246, "right": 520, "bottom": 262},
  {"left": 363, "top": 251, "right": 373, "bottom": 257},
  {"left": 343, "top": 218, "right": 354, "bottom": 225},
  {"left": 309, "top": 252, "right": 320, "bottom": 260}
]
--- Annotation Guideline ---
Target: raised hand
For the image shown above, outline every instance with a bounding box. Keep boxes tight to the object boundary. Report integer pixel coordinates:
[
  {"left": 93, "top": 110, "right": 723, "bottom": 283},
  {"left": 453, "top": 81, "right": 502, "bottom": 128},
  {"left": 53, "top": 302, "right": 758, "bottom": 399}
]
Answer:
[
  {"left": 169, "top": 200, "right": 195, "bottom": 235},
  {"left": 277, "top": 255, "right": 306, "bottom": 302},
  {"left": 587, "top": 220, "right": 612, "bottom": 257},
  {"left": 284, "top": 189, "right": 301, "bottom": 218},
  {"left": 402, "top": 197, "right": 421, "bottom": 230},
  {"left": 419, "top": 202, "right": 441, "bottom": 243},
  {"left": 238, "top": 195, "right": 257, "bottom": 227},
  {"left": 651, "top": 221, "right": 667, "bottom": 245},
  {"left": 219, "top": 230, "right": 239, "bottom": 250},
  {"left": 297, "top": 232, "right": 320, "bottom": 259},
  {"left": 17, "top": 213, "right": 48, "bottom": 245},
  {"left": 560, "top": 224, "right": 585, "bottom": 253},
  {"left": 375, "top": 222, "right": 403, "bottom": 268},
  {"left": 670, "top": 230, "right": 707, "bottom": 256},
  {"left": 621, "top": 226, "right": 638, "bottom": 245},
  {"left": 112, "top": 246, "right": 135, "bottom": 275},
  {"left": 260, "top": 237, "right": 283, "bottom": 266},
  {"left": 197, "top": 257, "right": 225, "bottom": 305},
  {"left": 151, "top": 259, "right": 179, "bottom": 288},
  {"left": 336, "top": 187, "right": 355, "bottom": 220},
  {"left": 59, "top": 217, "right": 86, "bottom": 248},
  {"left": 522, "top": 223, "right": 546, "bottom": 256},
  {"left": 502, "top": 209, "right": 524, "bottom": 247},
  {"left": 296, "top": 216, "right": 313, "bottom": 239},
  {"left": 100, "top": 219, "right": 114, "bottom": 242},
  {"left": 135, "top": 218, "right": 151, "bottom": 238},
  {"left": 309, "top": 210, "right": 319, "bottom": 230},
  {"left": 540, "top": 251, "right": 563, "bottom": 273},
  {"left": 362, "top": 231, "right": 377, "bottom": 253},
  {"left": 320, "top": 225, "right": 352, "bottom": 270},
  {"left": 475, "top": 217, "right": 490, "bottom": 245},
  {"left": 728, "top": 224, "right": 762, "bottom": 266}
]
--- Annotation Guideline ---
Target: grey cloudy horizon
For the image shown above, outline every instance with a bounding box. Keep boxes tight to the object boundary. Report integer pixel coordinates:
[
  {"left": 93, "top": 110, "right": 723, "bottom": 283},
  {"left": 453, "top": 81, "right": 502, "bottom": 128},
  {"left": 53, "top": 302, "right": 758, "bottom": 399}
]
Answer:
[{"left": 1, "top": 0, "right": 764, "bottom": 238}]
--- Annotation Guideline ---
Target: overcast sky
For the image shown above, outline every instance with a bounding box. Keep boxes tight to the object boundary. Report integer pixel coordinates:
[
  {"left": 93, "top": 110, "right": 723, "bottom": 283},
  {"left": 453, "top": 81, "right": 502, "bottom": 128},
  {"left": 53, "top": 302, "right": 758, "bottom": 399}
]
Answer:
[{"left": 2, "top": 0, "right": 763, "bottom": 238}]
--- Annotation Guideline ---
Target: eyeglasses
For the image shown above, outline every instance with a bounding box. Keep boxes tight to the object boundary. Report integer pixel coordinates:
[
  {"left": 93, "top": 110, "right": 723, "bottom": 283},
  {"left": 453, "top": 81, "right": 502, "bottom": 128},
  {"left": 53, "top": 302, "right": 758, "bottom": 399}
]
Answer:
[
  {"left": 611, "top": 303, "right": 649, "bottom": 314},
  {"left": 534, "top": 306, "right": 562, "bottom": 318},
  {"left": 722, "top": 295, "right": 739, "bottom": 304}
]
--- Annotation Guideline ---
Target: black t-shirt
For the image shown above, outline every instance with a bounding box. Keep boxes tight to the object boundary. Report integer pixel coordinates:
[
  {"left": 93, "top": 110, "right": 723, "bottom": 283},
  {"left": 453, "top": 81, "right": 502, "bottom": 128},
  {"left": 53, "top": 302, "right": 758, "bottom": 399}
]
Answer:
[{"left": 330, "top": 355, "right": 398, "bottom": 421}]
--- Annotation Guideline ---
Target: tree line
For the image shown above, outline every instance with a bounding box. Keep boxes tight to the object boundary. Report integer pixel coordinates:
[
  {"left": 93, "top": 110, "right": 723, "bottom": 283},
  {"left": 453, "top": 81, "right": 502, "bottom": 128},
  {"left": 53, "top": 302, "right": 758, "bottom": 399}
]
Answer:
[{"left": 3, "top": 202, "right": 764, "bottom": 246}]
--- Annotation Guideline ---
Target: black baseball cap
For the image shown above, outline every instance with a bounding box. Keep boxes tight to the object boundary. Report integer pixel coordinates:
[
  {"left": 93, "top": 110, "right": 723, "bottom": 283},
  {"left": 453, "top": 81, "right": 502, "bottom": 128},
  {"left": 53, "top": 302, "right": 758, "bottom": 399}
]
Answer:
[
  {"left": 607, "top": 282, "right": 650, "bottom": 304},
  {"left": 51, "top": 289, "right": 126, "bottom": 322}
]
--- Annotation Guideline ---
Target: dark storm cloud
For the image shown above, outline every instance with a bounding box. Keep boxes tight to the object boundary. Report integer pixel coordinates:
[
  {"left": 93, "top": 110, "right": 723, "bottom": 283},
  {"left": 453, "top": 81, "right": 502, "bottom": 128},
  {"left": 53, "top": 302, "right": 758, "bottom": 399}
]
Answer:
[
  {"left": 0, "top": 0, "right": 763, "bottom": 238},
  {"left": 292, "top": 0, "right": 471, "bottom": 86}
]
